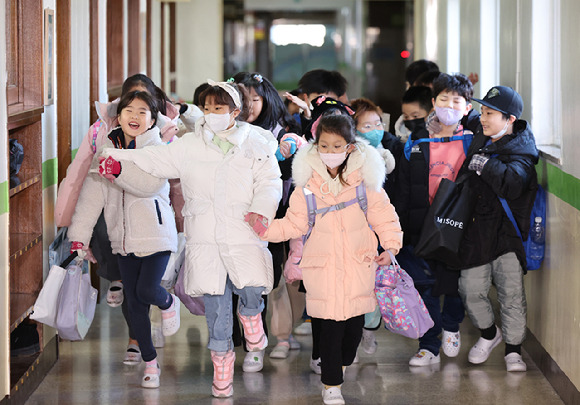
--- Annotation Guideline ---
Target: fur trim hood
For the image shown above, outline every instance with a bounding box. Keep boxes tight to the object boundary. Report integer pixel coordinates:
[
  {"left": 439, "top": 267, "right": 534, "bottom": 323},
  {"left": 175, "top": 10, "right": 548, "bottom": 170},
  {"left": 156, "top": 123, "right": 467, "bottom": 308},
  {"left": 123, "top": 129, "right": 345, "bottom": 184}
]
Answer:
[{"left": 291, "top": 140, "right": 386, "bottom": 193}]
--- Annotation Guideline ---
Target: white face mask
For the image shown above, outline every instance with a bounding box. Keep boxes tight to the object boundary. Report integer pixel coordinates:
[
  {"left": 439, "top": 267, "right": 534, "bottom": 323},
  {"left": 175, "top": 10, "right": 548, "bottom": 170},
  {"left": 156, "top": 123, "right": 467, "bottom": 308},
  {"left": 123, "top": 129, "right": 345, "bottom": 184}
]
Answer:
[
  {"left": 205, "top": 112, "right": 233, "bottom": 134},
  {"left": 490, "top": 120, "right": 510, "bottom": 139}
]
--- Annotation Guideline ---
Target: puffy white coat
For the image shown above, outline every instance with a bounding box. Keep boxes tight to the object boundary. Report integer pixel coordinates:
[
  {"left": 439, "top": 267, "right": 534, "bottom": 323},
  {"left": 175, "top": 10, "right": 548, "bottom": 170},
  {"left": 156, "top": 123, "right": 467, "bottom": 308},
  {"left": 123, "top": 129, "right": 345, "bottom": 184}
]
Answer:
[
  {"left": 103, "top": 119, "right": 282, "bottom": 296},
  {"left": 68, "top": 127, "right": 178, "bottom": 255}
]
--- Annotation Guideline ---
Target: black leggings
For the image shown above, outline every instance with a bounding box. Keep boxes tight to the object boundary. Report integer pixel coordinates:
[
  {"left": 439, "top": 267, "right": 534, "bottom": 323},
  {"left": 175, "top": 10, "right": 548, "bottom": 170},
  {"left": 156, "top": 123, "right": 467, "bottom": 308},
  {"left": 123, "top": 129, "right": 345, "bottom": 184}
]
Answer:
[
  {"left": 90, "top": 213, "right": 135, "bottom": 340},
  {"left": 315, "top": 315, "right": 364, "bottom": 386},
  {"left": 118, "top": 251, "right": 172, "bottom": 362}
]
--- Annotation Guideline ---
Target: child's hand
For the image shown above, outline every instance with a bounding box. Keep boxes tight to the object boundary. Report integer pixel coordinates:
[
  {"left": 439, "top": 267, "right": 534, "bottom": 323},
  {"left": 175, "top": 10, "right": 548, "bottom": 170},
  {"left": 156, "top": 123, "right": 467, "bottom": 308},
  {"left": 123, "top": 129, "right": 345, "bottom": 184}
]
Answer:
[
  {"left": 426, "top": 114, "right": 442, "bottom": 134},
  {"left": 283, "top": 92, "right": 310, "bottom": 118},
  {"left": 70, "top": 241, "right": 97, "bottom": 263},
  {"left": 279, "top": 141, "right": 292, "bottom": 158},
  {"left": 374, "top": 251, "right": 393, "bottom": 266},
  {"left": 468, "top": 72, "right": 479, "bottom": 85},
  {"left": 276, "top": 139, "right": 298, "bottom": 161},
  {"left": 244, "top": 212, "right": 268, "bottom": 237},
  {"left": 98, "top": 156, "right": 121, "bottom": 182}
]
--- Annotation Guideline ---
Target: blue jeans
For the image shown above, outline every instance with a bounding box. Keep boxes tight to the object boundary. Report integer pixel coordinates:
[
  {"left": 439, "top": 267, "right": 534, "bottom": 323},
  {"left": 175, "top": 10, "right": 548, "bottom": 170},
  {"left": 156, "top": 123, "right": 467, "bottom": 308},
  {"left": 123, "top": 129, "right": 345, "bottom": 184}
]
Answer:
[
  {"left": 418, "top": 284, "right": 465, "bottom": 355},
  {"left": 117, "top": 251, "right": 172, "bottom": 362},
  {"left": 204, "top": 277, "right": 265, "bottom": 352}
]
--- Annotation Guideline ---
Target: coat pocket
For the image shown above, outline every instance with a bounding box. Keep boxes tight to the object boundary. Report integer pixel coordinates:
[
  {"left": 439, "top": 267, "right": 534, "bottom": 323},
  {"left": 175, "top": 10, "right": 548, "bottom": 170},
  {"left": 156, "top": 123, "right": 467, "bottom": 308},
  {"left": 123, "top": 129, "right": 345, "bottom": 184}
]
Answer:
[{"left": 354, "top": 249, "right": 375, "bottom": 264}]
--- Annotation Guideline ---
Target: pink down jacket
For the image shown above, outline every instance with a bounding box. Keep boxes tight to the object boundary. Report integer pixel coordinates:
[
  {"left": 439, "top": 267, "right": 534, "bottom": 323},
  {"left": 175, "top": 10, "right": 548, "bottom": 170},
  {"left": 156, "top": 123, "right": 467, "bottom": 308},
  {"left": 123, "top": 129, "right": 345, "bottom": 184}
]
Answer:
[
  {"left": 263, "top": 143, "right": 403, "bottom": 321},
  {"left": 55, "top": 100, "right": 184, "bottom": 230}
]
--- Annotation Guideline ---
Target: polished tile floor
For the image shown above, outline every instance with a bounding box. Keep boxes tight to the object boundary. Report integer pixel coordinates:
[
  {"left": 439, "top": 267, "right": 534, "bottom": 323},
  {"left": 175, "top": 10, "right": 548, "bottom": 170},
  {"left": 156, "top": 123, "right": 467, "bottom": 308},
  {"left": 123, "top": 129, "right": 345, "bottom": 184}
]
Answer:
[{"left": 26, "top": 302, "right": 564, "bottom": 405}]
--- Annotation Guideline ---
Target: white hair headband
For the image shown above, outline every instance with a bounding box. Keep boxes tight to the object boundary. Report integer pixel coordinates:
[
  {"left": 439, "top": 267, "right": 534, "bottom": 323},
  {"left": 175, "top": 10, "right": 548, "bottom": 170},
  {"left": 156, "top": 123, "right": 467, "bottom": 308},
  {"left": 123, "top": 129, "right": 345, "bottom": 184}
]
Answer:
[{"left": 207, "top": 79, "right": 242, "bottom": 109}]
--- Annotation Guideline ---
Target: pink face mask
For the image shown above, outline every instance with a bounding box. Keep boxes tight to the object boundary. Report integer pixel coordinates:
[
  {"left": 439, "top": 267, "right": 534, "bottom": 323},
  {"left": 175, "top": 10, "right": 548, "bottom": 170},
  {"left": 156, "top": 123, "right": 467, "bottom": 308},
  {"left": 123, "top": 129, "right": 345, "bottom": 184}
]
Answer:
[{"left": 319, "top": 151, "right": 348, "bottom": 169}]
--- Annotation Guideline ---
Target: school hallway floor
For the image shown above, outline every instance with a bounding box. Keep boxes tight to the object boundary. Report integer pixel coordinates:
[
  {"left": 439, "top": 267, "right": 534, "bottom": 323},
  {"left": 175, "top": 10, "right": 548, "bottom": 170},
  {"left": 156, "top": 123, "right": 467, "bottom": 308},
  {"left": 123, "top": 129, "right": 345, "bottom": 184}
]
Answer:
[{"left": 25, "top": 302, "right": 564, "bottom": 405}]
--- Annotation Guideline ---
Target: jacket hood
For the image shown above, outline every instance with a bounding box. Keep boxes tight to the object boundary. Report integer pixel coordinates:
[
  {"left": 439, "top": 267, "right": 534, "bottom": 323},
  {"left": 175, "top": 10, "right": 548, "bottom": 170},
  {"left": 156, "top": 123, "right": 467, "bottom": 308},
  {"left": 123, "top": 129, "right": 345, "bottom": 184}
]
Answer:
[
  {"left": 107, "top": 126, "right": 162, "bottom": 149},
  {"left": 292, "top": 140, "right": 386, "bottom": 192},
  {"left": 481, "top": 120, "right": 539, "bottom": 163}
]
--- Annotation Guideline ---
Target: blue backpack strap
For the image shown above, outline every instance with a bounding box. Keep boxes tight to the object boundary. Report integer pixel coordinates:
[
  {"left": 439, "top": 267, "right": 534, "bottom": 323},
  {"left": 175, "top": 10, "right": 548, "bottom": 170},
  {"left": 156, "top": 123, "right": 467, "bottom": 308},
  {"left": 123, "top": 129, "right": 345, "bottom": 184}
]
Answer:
[
  {"left": 303, "top": 188, "right": 318, "bottom": 243},
  {"left": 403, "top": 134, "right": 473, "bottom": 161},
  {"left": 498, "top": 197, "right": 523, "bottom": 240},
  {"left": 461, "top": 131, "right": 474, "bottom": 156}
]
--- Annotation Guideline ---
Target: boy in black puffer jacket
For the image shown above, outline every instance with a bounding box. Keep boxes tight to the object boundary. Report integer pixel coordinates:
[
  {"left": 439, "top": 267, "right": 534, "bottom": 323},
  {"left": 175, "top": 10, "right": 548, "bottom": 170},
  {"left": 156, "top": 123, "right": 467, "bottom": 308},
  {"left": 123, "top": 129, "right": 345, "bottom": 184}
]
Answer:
[{"left": 457, "top": 86, "right": 539, "bottom": 372}]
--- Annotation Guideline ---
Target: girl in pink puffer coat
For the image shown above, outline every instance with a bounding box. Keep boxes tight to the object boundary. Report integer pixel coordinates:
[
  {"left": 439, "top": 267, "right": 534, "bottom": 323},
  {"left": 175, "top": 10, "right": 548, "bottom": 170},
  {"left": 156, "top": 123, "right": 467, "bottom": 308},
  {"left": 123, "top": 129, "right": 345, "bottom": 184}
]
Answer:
[{"left": 247, "top": 113, "right": 402, "bottom": 405}]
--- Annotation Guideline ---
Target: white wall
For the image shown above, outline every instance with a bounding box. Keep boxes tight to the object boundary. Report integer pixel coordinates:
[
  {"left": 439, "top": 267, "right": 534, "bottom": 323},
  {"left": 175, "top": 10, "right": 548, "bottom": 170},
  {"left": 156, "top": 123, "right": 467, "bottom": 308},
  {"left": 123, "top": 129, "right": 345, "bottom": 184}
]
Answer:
[
  {"left": 0, "top": 0, "right": 10, "bottom": 397},
  {"left": 174, "top": 0, "right": 224, "bottom": 101},
  {"left": 70, "top": 0, "right": 91, "bottom": 151},
  {"left": 560, "top": 0, "right": 580, "bottom": 178}
]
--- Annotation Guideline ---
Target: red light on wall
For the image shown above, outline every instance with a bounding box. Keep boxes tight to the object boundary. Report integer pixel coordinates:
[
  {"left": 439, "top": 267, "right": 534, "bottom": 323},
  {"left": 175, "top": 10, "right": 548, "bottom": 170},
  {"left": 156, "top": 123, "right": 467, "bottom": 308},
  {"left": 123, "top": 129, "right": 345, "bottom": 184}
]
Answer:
[{"left": 400, "top": 50, "right": 410, "bottom": 59}]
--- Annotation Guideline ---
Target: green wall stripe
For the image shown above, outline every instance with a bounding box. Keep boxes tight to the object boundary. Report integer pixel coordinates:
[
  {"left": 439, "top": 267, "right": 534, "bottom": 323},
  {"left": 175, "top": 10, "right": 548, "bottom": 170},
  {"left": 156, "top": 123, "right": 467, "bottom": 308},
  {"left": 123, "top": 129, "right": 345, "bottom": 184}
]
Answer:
[
  {"left": 71, "top": 148, "right": 78, "bottom": 161},
  {"left": 538, "top": 160, "right": 580, "bottom": 211},
  {"left": 42, "top": 158, "right": 58, "bottom": 189},
  {"left": 0, "top": 181, "right": 7, "bottom": 215}
]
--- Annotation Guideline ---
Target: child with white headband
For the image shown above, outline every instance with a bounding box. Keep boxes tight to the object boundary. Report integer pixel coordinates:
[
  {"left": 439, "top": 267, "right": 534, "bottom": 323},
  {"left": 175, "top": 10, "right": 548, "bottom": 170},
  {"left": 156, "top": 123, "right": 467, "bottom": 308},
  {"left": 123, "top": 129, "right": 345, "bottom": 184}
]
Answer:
[{"left": 100, "top": 79, "right": 282, "bottom": 398}]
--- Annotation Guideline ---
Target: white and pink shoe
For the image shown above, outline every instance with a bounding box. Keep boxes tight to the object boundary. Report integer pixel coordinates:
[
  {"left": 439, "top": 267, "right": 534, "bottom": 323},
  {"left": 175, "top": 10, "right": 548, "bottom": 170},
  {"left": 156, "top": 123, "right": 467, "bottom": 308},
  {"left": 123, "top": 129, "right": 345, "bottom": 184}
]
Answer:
[
  {"left": 211, "top": 350, "right": 235, "bottom": 397},
  {"left": 161, "top": 294, "right": 180, "bottom": 337}
]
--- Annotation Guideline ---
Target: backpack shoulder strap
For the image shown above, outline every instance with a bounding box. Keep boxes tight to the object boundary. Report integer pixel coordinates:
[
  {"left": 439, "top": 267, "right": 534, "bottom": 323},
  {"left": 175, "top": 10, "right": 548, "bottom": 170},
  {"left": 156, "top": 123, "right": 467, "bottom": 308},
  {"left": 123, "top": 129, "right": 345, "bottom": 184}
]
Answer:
[
  {"left": 355, "top": 182, "right": 368, "bottom": 217},
  {"left": 498, "top": 197, "right": 523, "bottom": 240},
  {"left": 303, "top": 188, "right": 318, "bottom": 243},
  {"left": 303, "top": 182, "right": 368, "bottom": 243}
]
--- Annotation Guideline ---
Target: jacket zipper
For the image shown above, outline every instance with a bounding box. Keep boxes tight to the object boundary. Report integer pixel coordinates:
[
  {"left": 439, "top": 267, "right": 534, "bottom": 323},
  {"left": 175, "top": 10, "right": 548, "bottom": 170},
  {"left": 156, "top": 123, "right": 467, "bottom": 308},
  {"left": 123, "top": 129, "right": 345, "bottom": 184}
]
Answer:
[
  {"left": 155, "top": 199, "right": 162, "bottom": 224},
  {"left": 122, "top": 190, "right": 126, "bottom": 253}
]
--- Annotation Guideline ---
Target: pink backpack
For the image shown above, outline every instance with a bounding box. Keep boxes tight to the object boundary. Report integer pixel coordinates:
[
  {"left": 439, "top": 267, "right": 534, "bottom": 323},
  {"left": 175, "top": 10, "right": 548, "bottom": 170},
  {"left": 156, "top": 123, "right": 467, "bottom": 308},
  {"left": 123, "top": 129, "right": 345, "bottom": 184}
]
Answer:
[{"left": 375, "top": 251, "right": 434, "bottom": 339}]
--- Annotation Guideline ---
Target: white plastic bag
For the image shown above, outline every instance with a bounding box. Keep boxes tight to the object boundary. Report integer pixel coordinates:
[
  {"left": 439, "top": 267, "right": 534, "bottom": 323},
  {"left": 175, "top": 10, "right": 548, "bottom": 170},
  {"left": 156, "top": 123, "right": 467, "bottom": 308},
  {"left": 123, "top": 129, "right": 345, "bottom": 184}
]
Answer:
[
  {"left": 30, "top": 253, "right": 78, "bottom": 327},
  {"left": 55, "top": 258, "right": 98, "bottom": 341},
  {"left": 161, "top": 233, "right": 186, "bottom": 290}
]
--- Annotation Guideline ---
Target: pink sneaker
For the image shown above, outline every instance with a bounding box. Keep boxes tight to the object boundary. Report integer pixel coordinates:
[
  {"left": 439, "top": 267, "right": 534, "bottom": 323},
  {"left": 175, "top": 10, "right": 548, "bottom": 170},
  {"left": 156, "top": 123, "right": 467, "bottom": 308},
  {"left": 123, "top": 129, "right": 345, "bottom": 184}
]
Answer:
[
  {"left": 238, "top": 313, "right": 268, "bottom": 351},
  {"left": 211, "top": 351, "right": 235, "bottom": 397}
]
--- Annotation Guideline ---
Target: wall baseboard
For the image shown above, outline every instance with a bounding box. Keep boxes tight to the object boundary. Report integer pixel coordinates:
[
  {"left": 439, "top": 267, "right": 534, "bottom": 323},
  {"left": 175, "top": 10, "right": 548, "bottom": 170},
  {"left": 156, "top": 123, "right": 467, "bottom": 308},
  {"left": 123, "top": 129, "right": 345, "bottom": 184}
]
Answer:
[{"left": 524, "top": 329, "right": 580, "bottom": 405}]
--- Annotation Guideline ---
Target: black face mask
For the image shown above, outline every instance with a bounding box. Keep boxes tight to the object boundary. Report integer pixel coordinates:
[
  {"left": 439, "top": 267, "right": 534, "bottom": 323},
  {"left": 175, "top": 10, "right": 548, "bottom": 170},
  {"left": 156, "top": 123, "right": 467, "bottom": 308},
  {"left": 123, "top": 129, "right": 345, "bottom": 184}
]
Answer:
[{"left": 403, "top": 118, "right": 426, "bottom": 132}]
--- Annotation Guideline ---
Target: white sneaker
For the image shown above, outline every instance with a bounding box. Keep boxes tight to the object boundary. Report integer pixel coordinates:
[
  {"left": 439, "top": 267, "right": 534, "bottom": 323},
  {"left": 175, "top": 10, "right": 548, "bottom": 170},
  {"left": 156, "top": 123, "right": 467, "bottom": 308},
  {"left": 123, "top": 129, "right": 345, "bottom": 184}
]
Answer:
[
  {"left": 122, "top": 343, "right": 141, "bottom": 365},
  {"left": 242, "top": 350, "right": 264, "bottom": 372},
  {"left": 151, "top": 324, "right": 165, "bottom": 348},
  {"left": 294, "top": 321, "right": 312, "bottom": 335},
  {"left": 269, "top": 341, "right": 290, "bottom": 359},
  {"left": 409, "top": 349, "right": 441, "bottom": 366},
  {"left": 505, "top": 353, "right": 527, "bottom": 372},
  {"left": 361, "top": 329, "right": 378, "bottom": 354},
  {"left": 310, "top": 357, "right": 322, "bottom": 374},
  {"left": 322, "top": 386, "right": 345, "bottom": 405},
  {"left": 468, "top": 326, "right": 502, "bottom": 364},
  {"left": 161, "top": 294, "right": 181, "bottom": 337},
  {"left": 442, "top": 330, "right": 461, "bottom": 357}
]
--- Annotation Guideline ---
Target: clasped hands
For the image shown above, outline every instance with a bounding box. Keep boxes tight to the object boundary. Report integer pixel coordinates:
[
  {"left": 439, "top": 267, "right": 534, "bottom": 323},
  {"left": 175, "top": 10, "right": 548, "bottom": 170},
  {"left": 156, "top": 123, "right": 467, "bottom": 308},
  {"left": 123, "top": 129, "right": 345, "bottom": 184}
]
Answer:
[{"left": 244, "top": 212, "right": 268, "bottom": 237}]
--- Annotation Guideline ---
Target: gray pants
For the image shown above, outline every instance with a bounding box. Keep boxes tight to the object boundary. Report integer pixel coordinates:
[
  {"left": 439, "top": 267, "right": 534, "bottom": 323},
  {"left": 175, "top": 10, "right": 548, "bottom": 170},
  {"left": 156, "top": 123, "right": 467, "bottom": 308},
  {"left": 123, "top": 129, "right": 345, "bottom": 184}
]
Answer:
[{"left": 458, "top": 252, "right": 527, "bottom": 345}]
